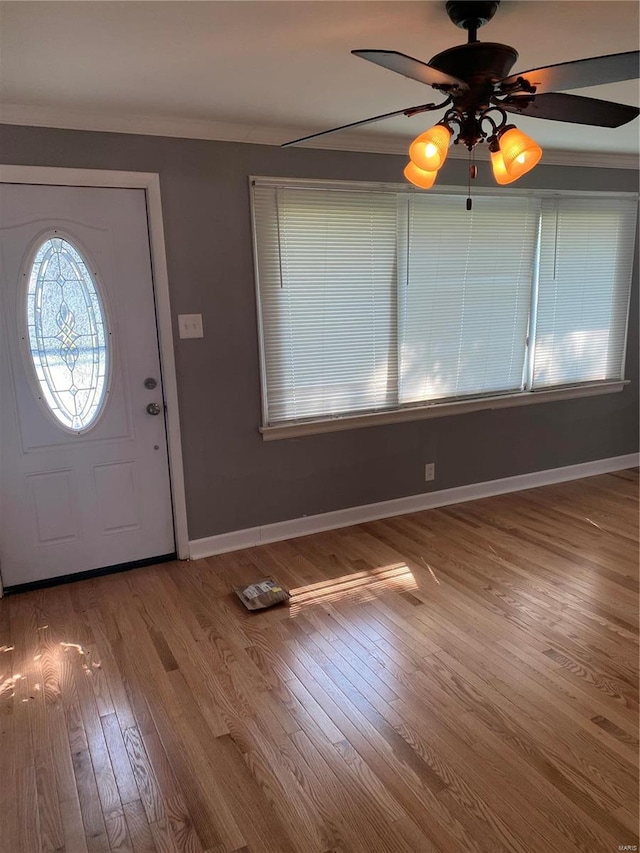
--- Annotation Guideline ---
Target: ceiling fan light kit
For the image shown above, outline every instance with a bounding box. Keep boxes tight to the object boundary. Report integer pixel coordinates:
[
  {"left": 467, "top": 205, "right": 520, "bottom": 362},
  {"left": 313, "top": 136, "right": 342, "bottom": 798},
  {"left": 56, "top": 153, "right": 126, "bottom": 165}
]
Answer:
[
  {"left": 405, "top": 113, "right": 543, "bottom": 189},
  {"left": 495, "top": 126, "right": 543, "bottom": 179},
  {"left": 489, "top": 147, "right": 518, "bottom": 185},
  {"left": 403, "top": 160, "right": 438, "bottom": 189},
  {"left": 408, "top": 122, "right": 452, "bottom": 171},
  {"left": 283, "top": 0, "right": 639, "bottom": 200}
]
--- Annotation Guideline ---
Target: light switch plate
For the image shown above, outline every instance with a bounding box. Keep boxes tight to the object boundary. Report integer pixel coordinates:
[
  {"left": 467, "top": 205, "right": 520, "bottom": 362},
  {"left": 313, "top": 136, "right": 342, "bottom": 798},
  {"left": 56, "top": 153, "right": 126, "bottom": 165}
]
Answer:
[{"left": 178, "top": 313, "right": 204, "bottom": 339}]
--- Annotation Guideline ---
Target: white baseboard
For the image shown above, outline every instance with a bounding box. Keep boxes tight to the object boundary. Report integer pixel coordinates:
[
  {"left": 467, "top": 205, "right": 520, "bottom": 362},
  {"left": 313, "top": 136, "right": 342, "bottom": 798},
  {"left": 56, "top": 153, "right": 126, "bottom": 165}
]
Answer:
[{"left": 188, "top": 453, "right": 639, "bottom": 560}]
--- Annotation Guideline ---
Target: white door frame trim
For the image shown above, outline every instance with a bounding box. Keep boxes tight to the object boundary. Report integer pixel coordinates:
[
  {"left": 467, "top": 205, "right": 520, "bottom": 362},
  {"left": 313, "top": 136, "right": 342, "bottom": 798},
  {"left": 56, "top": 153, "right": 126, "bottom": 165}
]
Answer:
[{"left": 0, "top": 165, "right": 189, "bottom": 575}]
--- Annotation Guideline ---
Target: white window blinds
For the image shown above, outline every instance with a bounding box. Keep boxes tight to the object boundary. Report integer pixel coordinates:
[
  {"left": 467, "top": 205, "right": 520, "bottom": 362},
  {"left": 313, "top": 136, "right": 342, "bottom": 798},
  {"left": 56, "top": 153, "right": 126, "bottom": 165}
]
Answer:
[
  {"left": 253, "top": 185, "right": 398, "bottom": 424},
  {"left": 398, "top": 193, "right": 539, "bottom": 403},
  {"left": 252, "top": 178, "right": 636, "bottom": 428},
  {"left": 532, "top": 196, "right": 637, "bottom": 388}
]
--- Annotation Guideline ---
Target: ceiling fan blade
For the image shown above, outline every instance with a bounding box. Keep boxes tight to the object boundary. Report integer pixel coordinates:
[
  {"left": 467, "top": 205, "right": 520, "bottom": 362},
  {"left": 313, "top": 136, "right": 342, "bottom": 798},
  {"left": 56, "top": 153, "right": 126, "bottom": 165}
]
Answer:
[
  {"left": 281, "top": 101, "right": 446, "bottom": 147},
  {"left": 352, "top": 50, "right": 468, "bottom": 92},
  {"left": 500, "top": 92, "right": 640, "bottom": 127},
  {"left": 501, "top": 50, "right": 639, "bottom": 95}
]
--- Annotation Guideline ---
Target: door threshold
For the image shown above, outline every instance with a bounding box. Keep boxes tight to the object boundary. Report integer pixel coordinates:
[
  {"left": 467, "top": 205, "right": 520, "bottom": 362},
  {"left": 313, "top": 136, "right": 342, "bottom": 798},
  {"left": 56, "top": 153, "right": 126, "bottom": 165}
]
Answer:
[{"left": 3, "top": 553, "right": 177, "bottom": 595}]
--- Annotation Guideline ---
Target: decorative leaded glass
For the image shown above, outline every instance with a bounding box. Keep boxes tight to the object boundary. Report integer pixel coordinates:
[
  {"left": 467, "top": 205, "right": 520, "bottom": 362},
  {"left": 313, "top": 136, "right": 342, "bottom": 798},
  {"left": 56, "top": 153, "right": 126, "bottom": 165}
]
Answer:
[{"left": 26, "top": 236, "right": 109, "bottom": 431}]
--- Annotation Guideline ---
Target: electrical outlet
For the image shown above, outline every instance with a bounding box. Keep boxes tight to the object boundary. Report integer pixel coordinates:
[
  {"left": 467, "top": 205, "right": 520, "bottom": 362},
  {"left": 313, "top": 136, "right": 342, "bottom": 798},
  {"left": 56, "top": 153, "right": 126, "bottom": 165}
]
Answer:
[
  {"left": 424, "top": 462, "right": 435, "bottom": 482},
  {"left": 178, "top": 313, "right": 204, "bottom": 339}
]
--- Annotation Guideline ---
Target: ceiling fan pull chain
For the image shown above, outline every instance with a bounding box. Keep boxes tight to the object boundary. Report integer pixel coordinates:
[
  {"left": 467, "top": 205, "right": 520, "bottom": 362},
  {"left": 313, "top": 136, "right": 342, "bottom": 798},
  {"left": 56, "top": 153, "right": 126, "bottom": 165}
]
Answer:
[{"left": 466, "top": 148, "right": 478, "bottom": 211}]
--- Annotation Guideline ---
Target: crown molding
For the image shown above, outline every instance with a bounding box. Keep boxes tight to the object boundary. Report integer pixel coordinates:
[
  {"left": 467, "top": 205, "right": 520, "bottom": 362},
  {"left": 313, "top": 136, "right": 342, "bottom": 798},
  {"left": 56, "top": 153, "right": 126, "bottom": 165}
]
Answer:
[{"left": 1, "top": 103, "right": 638, "bottom": 170}]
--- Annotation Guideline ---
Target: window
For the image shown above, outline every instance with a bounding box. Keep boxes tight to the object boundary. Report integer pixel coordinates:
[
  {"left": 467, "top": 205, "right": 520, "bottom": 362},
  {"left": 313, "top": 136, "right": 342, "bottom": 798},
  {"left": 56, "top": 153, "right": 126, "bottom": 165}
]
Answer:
[
  {"left": 397, "top": 193, "right": 538, "bottom": 404},
  {"left": 253, "top": 187, "right": 398, "bottom": 422},
  {"left": 532, "top": 197, "right": 636, "bottom": 388},
  {"left": 252, "top": 179, "right": 636, "bottom": 434},
  {"left": 26, "top": 235, "right": 110, "bottom": 431}
]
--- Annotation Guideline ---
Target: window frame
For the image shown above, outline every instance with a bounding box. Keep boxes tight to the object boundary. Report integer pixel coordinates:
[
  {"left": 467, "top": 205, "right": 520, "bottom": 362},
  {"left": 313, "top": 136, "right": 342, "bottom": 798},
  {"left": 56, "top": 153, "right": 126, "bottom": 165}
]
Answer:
[{"left": 250, "top": 177, "right": 636, "bottom": 441}]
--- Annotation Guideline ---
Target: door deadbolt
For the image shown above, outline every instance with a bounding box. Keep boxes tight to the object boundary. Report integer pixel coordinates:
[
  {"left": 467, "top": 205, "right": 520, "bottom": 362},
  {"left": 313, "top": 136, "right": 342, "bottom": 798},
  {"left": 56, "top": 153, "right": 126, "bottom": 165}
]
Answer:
[{"left": 144, "top": 377, "right": 157, "bottom": 389}]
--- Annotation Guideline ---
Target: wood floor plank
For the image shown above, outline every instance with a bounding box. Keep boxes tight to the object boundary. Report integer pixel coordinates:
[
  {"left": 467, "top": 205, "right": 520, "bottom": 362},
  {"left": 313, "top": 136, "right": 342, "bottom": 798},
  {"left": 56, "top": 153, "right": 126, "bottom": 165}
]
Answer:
[
  {"left": 71, "top": 747, "right": 110, "bottom": 851},
  {"left": 161, "top": 796, "right": 203, "bottom": 853},
  {"left": 59, "top": 797, "right": 89, "bottom": 853},
  {"left": 17, "top": 763, "right": 42, "bottom": 853},
  {"left": 102, "top": 713, "right": 142, "bottom": 806},
  {"left": 34, "top": 745, "right": 66, "bottom": 853},
  {"left": 73, "top": 656, "right": 123, "bottom": 822},
  {"left": 105, "top": 810, "right": 135, "bottom": 853},
  {"left": 86, "top": 605, "right": 137, "bottom": 732},
  {"left": 0, "top": 705, "right": 19, "bottom": 852},
  {"left": 123, "top": 799, "right": 158, "bottom": 853},
  {"left": 123, "top": 727, "right": 165, "bottom": 825},
  {"left": 1, "top": 470, "right": 637, "bottom": 853}
]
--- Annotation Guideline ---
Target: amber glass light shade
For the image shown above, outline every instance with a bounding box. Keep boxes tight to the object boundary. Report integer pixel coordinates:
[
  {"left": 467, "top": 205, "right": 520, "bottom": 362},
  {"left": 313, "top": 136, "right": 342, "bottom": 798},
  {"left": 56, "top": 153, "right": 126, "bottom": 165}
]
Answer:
[
  {"left": 403, "top": 161, "right": 438, "bottom": 189},
  {"left": 409, "top": 124, "right": 452, "bottom": 172},
  {"left": 490, "top": 149, "right": 519, "bottom": 185},
  {"left": 498, "top": 126, "right": 542, "bottom": 180}
]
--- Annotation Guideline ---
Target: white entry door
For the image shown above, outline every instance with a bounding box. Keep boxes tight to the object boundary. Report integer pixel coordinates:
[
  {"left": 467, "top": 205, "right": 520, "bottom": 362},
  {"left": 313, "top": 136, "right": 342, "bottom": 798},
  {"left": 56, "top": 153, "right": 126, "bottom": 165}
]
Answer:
[{"left": 0, "top": 183, "right": 175, "bottom": 587}]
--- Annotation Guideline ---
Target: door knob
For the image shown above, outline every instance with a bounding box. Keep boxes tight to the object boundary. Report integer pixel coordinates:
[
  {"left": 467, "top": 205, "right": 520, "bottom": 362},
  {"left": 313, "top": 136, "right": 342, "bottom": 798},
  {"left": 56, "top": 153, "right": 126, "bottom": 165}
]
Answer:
[{"left": 146, "top": 402, "right": 162, "bottom": 416}]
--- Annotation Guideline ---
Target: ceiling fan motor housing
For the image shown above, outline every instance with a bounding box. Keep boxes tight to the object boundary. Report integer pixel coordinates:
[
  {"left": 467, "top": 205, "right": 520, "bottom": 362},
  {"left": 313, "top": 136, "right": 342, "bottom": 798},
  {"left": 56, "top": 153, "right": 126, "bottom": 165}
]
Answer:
[
  {"left": 430, "top": 42, "right": 519, "bottom": 84},
  {"left": 430, "top": 42, "right": 519, "bottom": 110},
  {"left": 445, "top": 1, "right": 500, "bottom": 32}
]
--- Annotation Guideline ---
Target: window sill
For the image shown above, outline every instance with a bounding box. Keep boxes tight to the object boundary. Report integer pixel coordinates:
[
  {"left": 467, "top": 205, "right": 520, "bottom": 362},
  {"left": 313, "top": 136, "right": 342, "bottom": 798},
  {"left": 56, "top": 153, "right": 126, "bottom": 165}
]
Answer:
[{"left": 260, "top": 380, "right": 629, "bottom": 441}]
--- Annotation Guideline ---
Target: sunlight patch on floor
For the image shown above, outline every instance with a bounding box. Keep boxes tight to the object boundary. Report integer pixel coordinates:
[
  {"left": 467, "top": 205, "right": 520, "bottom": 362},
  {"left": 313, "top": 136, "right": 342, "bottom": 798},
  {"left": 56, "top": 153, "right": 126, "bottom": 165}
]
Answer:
[
  {"left": 0, "top": 635, "right": 102, "bottom": 701},
  {"left": 288, "top": 563, "right": 417, "bottom": 614}
]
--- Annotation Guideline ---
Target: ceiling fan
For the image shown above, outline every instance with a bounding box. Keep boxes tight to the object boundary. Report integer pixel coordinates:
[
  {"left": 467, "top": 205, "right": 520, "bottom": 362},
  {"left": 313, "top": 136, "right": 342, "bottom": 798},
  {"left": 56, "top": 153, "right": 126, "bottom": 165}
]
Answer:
[{"left": 283, "top": 1, "right": 639, "bottom": 189}]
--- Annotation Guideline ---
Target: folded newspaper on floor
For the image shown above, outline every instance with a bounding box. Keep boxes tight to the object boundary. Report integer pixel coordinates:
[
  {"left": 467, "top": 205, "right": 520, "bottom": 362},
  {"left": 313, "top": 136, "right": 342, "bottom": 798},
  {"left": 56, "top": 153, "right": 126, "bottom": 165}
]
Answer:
[{"left": 233, "top": 577, "right": 290, "bottom": 611}]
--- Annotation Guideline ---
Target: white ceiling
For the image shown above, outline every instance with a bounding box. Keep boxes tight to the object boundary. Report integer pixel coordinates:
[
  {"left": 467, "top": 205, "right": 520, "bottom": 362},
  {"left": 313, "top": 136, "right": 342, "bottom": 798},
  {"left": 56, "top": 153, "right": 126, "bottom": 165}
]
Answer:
[{"left": 1, "top": 1, "right": 639, "bottom": 160}]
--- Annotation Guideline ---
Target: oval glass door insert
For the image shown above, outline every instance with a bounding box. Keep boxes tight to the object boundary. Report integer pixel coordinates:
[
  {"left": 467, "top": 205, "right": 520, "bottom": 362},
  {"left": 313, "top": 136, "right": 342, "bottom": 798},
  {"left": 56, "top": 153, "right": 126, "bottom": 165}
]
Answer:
[{"left": 26, "top": 236, "right": 109, "bottom": 431}]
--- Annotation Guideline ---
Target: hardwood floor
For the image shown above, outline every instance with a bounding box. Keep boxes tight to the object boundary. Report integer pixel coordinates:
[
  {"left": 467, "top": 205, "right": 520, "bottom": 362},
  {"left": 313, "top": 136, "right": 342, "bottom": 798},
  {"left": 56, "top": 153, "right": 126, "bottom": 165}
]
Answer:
[{"left": 1, "top": 470, "right": 638, "bottom": 853}]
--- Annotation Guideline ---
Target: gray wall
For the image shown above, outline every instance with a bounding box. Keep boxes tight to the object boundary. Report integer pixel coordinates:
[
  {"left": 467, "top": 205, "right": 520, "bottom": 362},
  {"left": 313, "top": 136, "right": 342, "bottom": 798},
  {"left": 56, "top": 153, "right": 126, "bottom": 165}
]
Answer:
[{"left": 1, "top": 124, "right": 637, "bottom": 540}]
